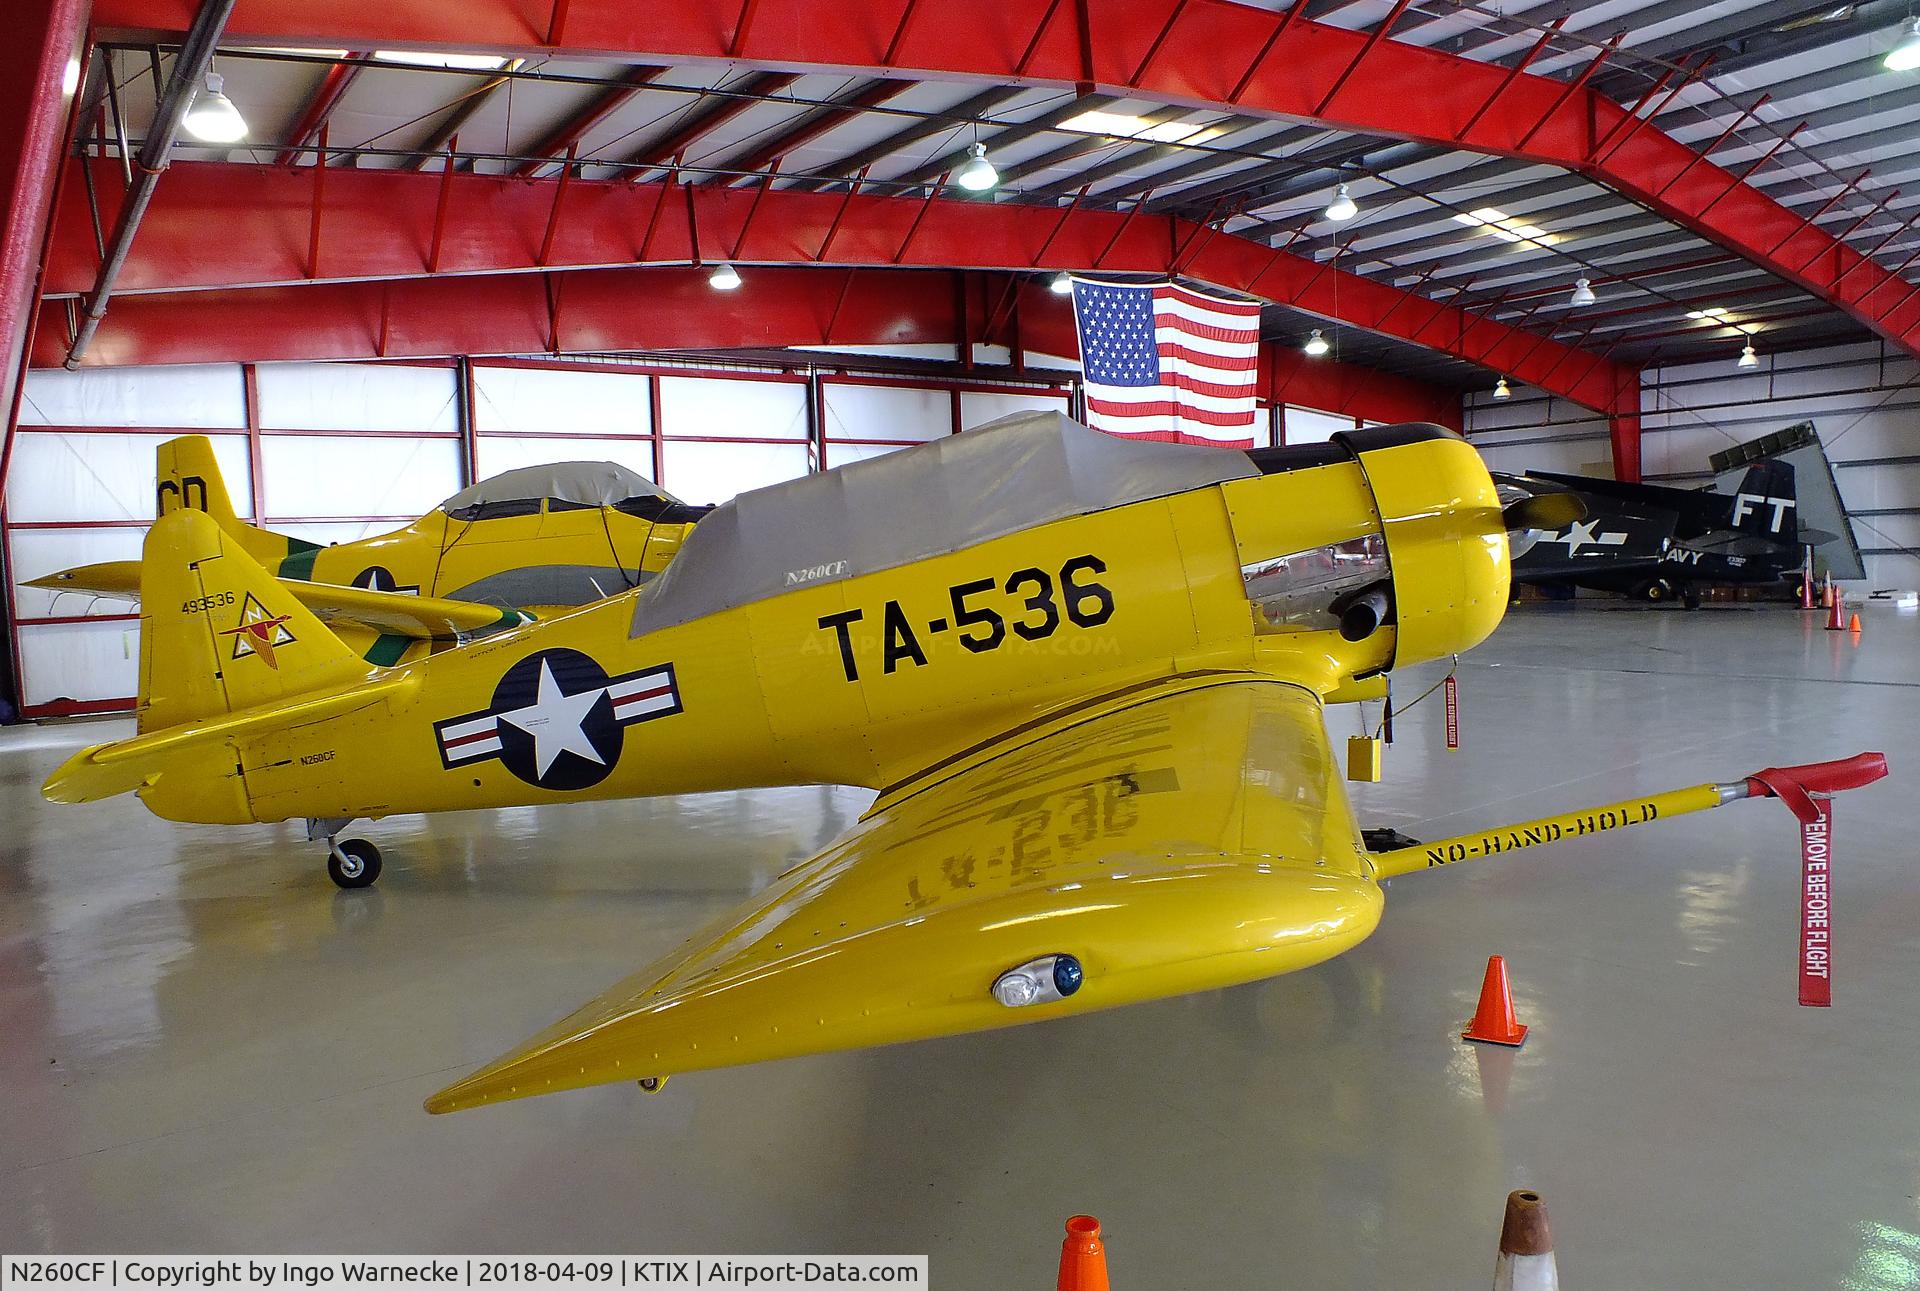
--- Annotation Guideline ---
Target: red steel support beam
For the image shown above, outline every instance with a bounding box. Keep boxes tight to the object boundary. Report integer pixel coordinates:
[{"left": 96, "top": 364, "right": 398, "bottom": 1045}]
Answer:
[
  {"left": 1584, "top": 57, "right": 1676, "bottom": 164},
  {"left": 1314, "top": 0, "right": 1412, "bottom": 118},
  {"left": 624, "top": 71, "right": 800, "bottom": 175},
  {"left": 1610, "top": 407, "right": 1642, "bottom": 483},
  {"left": 1034, "top": 183, "right": 1092, "bottom": 266},
  {"left": 275, "top": 54, "right": 366, "bottom": 166},
  {"left": 36, "top": 159, "right": 1632, "bottom": 412},
  {"left": 709, "top": 78, "right": 910, "bottom": 186},
  {"left": 1767, "top": 172, "right": 1865, "bottom": 258},
  {"left": 1228, "top": 0, "right": 1306, "bottom": 104},
  {"left": 1695, "top": 121, "right": 1805, "bottom": 221},
  {"left": 537, "top": 143, "right": 577, "bottom": 264},
  {"left": 1131, "top": 0, "right": 1189, "bottom": 86},
  {"left": 1797, "top": 191, "right": 1896, "bottom": 276},
  {"left": 512, "top": 66, "right": 663, "bottom": 177},
  {"left": 732, "top": 160, "right": 780, "bottom": 257},
  {"left": 426, "top": 137, "right": 457, "bottom": 273},
  {"left": 2, "top": 0, "right": 89, "bottom": 487},
  {"left": 1459, "top": 15, "right": 1565, "bottom": 142},
  {"left": 1836, "top": 210, "right": 1919, "bottom": 290},
  {"left": 408, "top": 61, "right": 523, "bottom": 171},
  {"left": 1514, "top": 33, "right": 1622, "bottom": 153},
  {"left": 1654, "top": 94, "right": 1770, "bottom": 203},
  {"left": 83, "top": 0, "right": 1920, "bottom": 356},
  {"left": 891, "top": 170, "right": 946, "bottom": 262},
  {"left": 306, "top": 123, "right": 328, "bottom": 277},
  {"left": 816, "top": 165, "right": 869, "bottom": 261},
  {"left": 1595, "top": 56, "right": 1709, "bottom": 167}
]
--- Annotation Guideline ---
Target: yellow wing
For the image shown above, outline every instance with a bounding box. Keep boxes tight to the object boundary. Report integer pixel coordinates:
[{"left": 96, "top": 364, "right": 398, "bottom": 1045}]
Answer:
[
  {"left": 427, "top": 676, "right": 1382, "bottom": 1113},
  {"left": 27, "top": 560, "right": 529, "bottom": 640}
]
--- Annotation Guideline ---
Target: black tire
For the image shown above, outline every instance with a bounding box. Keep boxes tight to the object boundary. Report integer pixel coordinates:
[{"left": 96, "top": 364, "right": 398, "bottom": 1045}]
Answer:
[
  {"left": 1638, "top": 579, "right": 1672, "bottom": 603},
  {"left": 327, "top": 838, "right": 383, "bottom": 889},
  {"left": 1682, "top": 585, "right": 1702, "bottom": 610}
]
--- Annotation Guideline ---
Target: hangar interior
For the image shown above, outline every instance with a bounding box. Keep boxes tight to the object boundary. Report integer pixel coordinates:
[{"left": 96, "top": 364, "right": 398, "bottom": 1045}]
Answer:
[{"left": 2, "top": 0, "right": 1919, "bottom": 1285}]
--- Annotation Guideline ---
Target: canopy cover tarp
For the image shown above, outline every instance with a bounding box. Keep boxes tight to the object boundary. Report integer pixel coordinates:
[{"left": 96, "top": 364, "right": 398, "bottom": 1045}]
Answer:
[
  {"left": 441, "top": 461, "right": 677, "bottom": 512},
  {"left": 630, "top": 411, "right": 1257, "bottom": 634}
]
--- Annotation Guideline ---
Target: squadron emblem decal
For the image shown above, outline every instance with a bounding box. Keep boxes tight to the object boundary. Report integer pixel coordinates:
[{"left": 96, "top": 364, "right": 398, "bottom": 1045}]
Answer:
[
  {"left": 434, "top": 648, "right": 681, "bottom": 790},
  {"left": 220, "top": 592, "right": 296, "bottom": 668}
]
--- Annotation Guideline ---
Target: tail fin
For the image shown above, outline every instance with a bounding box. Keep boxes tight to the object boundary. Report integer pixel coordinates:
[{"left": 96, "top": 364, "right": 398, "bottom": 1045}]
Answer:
[
  {"left": 1728, "top": 459, "right": 1797, "bottom": 538},
  {"left": 138, "top": 509, "right": 366, "bottom": 733},
  {"left": 156, "top": 435, "right": 305, "bottom": 569}
]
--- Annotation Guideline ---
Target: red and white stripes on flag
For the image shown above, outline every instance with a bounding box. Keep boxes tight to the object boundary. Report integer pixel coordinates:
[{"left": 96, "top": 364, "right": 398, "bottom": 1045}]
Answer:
[{"left": 1070, "top": 278, "right": 1261, "bottom": 447}]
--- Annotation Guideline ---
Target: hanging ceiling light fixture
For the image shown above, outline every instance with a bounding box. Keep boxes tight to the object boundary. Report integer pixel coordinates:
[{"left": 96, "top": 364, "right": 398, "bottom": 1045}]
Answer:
[
  {"left": 1049, "top": 272, "right": 1074, "bottom": 295},
  {"left": 1303, "top": 328, "right": 1331, "bottom": 357},
  {"left": 182, "top": 71, "right": 248, "bottom": 143},
  {"left": 1493, "top": 377, "right": 1512, "bottom": 399},
  {"left": 1885, "top": 16, "right": 1920, "bottom": 71},
  {"left": 1569, "top": 277, "right": 1597, "bottom": 307},
  {"left": 957, "top": 141, "right": 999, "bottom": 192},
  {"left": 1737, "top": 339, "right": 1759, "bottom": 368},
  {"left": 708, "top": 263, "right": 742, "bottom": 291},
  {"left": 1324, "top": 182, "right": 1359, "bottom": 222}
]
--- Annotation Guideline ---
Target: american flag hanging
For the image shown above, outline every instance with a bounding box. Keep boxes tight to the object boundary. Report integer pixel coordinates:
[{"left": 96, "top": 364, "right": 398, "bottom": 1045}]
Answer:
[{"left": 1070, "top": 279, "right": 1261, "bottom": 447}]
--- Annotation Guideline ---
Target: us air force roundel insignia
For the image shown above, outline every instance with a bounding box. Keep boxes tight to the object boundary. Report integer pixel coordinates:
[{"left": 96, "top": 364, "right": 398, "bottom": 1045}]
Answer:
[
  {"left": 434, "top": 648, "right": 681, "bottom": 791},
  {"left": 351, "top": 565, "right": 420, "bottom": 595}
]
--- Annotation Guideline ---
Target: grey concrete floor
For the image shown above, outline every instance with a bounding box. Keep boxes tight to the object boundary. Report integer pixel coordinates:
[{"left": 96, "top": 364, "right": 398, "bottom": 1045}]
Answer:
[{"left": 3, "top": 603, "right": 1918, "bottom": 1287}]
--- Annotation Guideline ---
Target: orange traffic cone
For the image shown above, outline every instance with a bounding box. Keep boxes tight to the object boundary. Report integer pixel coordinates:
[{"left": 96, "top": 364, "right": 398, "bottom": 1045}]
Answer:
[
  {"left": 1057, "top": 1216, "right": 1110, "bottom": 1291},
  {"left": 1850, "top": 612, "right": 1862, "bottom": 634},
  {"left": 1463, "top": 956, "right": 1529, "bottom": 1047},
  {"left": 1827, "top": 589, "right": 1847, "bottom": 631}
]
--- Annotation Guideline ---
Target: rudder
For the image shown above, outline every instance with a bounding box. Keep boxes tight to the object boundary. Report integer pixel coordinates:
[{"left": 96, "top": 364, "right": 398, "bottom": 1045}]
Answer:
[
  {"left": 138, "top": 509, "right": 367, "bottom": 733},
  {"left": 1729, "top": 460, "right": 1797, "bottom": 538},
  {"left": 156, "top": 435, "right": 308, "bottom": 569}
]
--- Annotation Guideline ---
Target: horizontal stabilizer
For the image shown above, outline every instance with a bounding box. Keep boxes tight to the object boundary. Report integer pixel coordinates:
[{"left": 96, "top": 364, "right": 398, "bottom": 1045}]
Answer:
[
  {"left": 43, "top": 672, "right": 417, "bottom": 804},
  {"left": 29, "top": 559, "right": 529, "bottom": 641}
]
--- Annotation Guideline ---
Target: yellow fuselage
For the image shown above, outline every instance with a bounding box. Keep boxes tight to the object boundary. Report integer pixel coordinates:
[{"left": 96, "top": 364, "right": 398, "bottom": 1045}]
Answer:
[{"left": 137, "top": 432, "right": 1508, "bottom": 831}]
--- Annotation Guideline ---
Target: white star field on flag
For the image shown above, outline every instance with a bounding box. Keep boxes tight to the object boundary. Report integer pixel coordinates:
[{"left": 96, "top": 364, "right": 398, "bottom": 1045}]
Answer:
[{"left": 1070, "top": 279, "right": 1262, "bottom": 447}]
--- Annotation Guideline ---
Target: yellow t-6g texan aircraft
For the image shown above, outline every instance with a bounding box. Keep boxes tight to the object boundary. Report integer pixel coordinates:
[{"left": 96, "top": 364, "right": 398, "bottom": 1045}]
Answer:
[
  {"left": 39, "top": 413, "right": 1884, "bottom": 1113},
  {"left": 28, "top": 434, "right": 708, "bottom": 666}
]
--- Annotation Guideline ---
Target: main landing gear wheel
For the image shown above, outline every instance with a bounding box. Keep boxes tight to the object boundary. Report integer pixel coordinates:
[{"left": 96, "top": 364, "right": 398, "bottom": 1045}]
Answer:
[
  {"left": 327, "top": 838, "right": 383, "bottom": 889},
  {"left": 1682, "top": 585, "right": 1703, "bottom": 610},
  {"left": 1635, "top": 578, "right": 1676, "bottom": 604}
]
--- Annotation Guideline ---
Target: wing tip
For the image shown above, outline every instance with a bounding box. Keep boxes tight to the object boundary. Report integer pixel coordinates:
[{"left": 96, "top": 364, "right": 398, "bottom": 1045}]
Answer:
[
  {"left": 423, "top": 1059, "right": 623, "bottom": 1115},
  {"left": 41, "top": 745, "right": 126, "bottom": 804}
]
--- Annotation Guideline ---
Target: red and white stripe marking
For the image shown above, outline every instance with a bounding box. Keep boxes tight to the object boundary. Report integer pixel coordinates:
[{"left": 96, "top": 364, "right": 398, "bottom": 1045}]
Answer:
[
  {"left": 609, "top": 669, "right": 677, "bottom": 723},
  {"left": 439, "top": 714, "right": 503, "bottom": 764}
]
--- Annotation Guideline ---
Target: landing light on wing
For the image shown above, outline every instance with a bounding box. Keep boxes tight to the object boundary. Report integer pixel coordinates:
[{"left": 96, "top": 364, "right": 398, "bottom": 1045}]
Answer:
[{"left": 992, "top": 954, "right": 1085, "bottom": 1007}]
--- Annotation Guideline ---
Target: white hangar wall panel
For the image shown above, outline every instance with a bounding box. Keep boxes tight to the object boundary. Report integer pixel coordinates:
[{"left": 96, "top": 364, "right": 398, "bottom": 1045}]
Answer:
[
  {"left": 1465, "top": 340, "right": 1920, "bottom": 588},
  {"left": 7, "top": 365, "right": 254, "bottom": 713},
  {"left": 254, "top": 362, "right": 463, "bottom": 548},
  {"left": 656, "top": 373, "right": 811, "bottom": 505},
  {"left": 821, "top": 379, "right": 1072, "bottom": 470},
  {"left": 472, "top": 365, "right": 654, "bottom": 482}
]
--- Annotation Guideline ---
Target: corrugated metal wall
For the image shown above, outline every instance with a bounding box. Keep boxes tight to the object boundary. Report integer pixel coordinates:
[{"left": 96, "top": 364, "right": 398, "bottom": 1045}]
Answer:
[{"left": 1466, "top": 339, "right": 1920, "bottom": 589}]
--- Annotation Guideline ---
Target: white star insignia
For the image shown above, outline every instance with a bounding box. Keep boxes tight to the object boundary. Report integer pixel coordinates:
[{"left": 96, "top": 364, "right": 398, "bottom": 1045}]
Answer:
[{"left": 498, "top": 659, "right": 608, "bottom": 779}]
